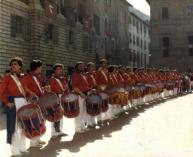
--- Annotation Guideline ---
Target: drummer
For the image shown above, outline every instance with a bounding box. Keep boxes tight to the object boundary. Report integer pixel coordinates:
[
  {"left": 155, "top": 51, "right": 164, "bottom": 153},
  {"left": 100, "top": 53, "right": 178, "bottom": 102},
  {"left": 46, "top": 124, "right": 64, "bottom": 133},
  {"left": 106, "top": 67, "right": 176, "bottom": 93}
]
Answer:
[
  {"left": 95, "top": 59, "right": 109, "bottom": 123},
  {"left": 71, "top": 61, "right": 90, "bottom": 133},
  {"left": 0, "top": 57, "right": 28, "bottom": 156},
  {"left": 86, "top": 62, "right": 97, "bottom": 128},
  {"left": 48, "top": 63, "right": 68, "bottom": 138},
  {"left": 22, "top": 60, "right": 46, "bottom": 148}
]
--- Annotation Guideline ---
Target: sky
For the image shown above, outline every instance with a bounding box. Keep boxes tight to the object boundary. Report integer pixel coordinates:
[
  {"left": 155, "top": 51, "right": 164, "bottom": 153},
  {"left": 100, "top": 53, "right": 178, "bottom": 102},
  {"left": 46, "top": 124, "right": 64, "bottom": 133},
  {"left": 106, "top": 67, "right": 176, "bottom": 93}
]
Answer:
[{"left": 127, "top": 0, "right": 150, "bottom": 16}]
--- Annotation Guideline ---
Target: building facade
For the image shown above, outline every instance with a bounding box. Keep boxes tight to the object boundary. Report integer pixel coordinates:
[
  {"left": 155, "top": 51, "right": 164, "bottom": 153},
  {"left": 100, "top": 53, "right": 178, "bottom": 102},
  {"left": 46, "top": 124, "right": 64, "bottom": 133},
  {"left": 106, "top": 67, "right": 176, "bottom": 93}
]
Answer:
[
  {"left": 0, "top": 0, "right": 99, "bottom": 75},
  {"left": 128, "top": 5, "right": 150, "bottom": 67},
  {"left": 0, "top": 0, "right": 132, "bottom": 75},
  {"left": 147, "top": 0, "right": 193, "bottom": 72}
]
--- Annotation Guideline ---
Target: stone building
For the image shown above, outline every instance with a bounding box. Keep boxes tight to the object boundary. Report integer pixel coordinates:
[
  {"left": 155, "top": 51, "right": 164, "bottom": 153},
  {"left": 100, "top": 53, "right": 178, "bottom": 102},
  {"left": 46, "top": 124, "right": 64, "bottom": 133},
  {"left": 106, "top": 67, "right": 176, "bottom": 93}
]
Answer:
[
  {"left": 92, "top": 0, "right": 130, "bottom": 66},
  {"left": 128, "top": 5, "right": 150, "bottom": 67},
  {"left": 147, "top": 0, "right": 193, "bottom": 72},
  {"left": 0, "top": 0, "right": 97, "bottom": 75},
  {"left": 0, "top": 0, "right": 132, "bottom": 75}
]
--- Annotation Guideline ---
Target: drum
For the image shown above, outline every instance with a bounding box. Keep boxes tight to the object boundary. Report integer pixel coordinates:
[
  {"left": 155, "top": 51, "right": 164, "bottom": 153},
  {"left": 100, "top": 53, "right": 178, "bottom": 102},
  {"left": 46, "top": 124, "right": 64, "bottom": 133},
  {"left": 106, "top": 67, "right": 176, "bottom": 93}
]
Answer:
[
  {"left": 61, "top": 92, "right": 79, "bottom": 118},
  {"left": 17, "top": 104, "right": 46, "bottom": 139},
  {"left": 38, "top": 93, "right": 63, "bottom": 122},
  {"left": 108, "top": 87, "right": 128, "bottom": 106},
  {"left": 86, "top": 93, "right": 102, "bottom": 116},
  {"left": 99, "top": 92, "right": 109, "bottom": 112}
]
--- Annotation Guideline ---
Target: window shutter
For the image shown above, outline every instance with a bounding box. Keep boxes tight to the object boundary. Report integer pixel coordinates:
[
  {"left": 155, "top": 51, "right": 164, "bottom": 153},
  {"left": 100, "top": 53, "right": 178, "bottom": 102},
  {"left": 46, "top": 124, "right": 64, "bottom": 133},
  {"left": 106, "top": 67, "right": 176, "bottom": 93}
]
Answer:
[
  {"left": 11, "top": 15, "right": 17, "bottom": 37},
  {"left": 66, "top": 30, "right": 69, "bottom": 49},
  {"left": 53, "top": 26, "right": 59, "bottom": 45},
  {"left": 72, "top": 32, "right": 76, "bottom": 49},
  {"left": 24, "top": 19, "right": 31, "bottom": 41}
]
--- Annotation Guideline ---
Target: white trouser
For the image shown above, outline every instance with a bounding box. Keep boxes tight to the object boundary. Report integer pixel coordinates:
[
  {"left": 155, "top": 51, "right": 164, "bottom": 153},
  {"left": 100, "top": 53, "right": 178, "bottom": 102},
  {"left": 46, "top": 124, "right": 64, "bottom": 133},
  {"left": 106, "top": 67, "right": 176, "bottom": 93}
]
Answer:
[
  {"left": 87, "top": 115, "right": 96, "bottom": 126},
  {"left": 51, "top": 118, "right": 63, "bottom": 136},
  {"left": 10, "top": 122, "right": 26, "bottom": 155},
  {"left": 75, "top": 96, "right": 87, "bottom": 131},
  {"left": 30, "top": 137, "right": 41, "bottom": 146}
]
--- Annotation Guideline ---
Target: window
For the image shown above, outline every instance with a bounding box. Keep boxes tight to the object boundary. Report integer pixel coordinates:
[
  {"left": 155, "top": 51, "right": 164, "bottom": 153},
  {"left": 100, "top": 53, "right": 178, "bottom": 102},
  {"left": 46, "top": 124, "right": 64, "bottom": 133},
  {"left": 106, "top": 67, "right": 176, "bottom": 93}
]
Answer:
[
  {"left": 129, "top": 16, "right": 132, "bottom": 24},
  {"left": 144, "top": 26, "right": 146, "bottom": 36},
  {"left": 162, "top": 37, "right": 170, "bottom": 57},
  {"left": 144, "top": 41, "right": 147, "bottom": 50},
  {"left": 136, "top": 21, "right": 139, "bottom": 33},
  {"left": 141, "top": 39, "right": 143, "bottom": 48},
  {"left": 188, "top": 36, "right": 193, "bottom": 56},
  {"left": 162, "top": 7, "right": 169, "bottom": 19},
  {"left": 188, "top": 36, "right": 193, "bottom": 44},
  {"left": 69, "top": 30, "right": 74, "bottom": 45},
  {"left": 66, "top": 30, "right": 76, "bottom": 49},
  {"left": 44, "top": 24, "right": 59, "bottom": 44},
  {"left": 133, "top": 18, "right": 135, "bottom": 27},
  {"left": 189, "top": 48, "right": 193, "bottom": 56},
  {"left": 93, "top": 14, "right": 100, "bottom": 35},
  {"left": 11, "top": 15, "right": 30, "bottom": 41},
  {"left": 133, "top": 35, "right": 135, "bottom": 45},
  {"left": 137, "top": 37, "right": 139, "bottom": 46},
  {"left": 129, "top": 33, "right": 132, "bottom": 43},
  {"left": 162, "top": 37, "right": 170, "bottom": 48}
]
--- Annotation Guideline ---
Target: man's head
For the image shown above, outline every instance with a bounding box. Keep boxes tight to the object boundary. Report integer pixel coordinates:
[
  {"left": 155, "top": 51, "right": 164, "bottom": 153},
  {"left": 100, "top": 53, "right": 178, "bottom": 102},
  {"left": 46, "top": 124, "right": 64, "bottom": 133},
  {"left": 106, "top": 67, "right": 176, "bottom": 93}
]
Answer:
[
  {"left": 53, "top": 63, "right": 64, "bottom": 77},
  {"left": 30, "top": 60, "right": 43, "bottom": 74}
]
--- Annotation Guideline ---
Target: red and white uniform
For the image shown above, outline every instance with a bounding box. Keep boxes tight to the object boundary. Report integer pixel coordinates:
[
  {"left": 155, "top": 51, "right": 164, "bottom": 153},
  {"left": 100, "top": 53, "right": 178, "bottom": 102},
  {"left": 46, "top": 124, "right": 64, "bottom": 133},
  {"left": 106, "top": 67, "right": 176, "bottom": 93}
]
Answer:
[
  {"left": 22, "top": 73, "right": 44, "bottom": 98},
  {"left": 96, "top": 69, "right": 109, "bottom": 88},
  {"left": 0, "top": 74, "right": 27, "bottom": 156},
  {"left": 86, "top": 72, "right": 97, "bottom": 89},
  {"left": 71, "top": 72, "right": 90, "bottom": 132}
]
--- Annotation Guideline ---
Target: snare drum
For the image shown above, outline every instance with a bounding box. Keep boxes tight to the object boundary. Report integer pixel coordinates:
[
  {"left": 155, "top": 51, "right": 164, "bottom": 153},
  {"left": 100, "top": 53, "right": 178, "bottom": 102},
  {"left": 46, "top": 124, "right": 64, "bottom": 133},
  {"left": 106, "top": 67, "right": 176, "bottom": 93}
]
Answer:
[
  {"left": 61, "top": 92, "right": 80, "bottom": 118},
  {"left": 108, "top": 87, "right": 128, "bottom": 106},
  {"left": 86, "top": 93, "right": 102, "bottom": 116},
  {"left": 99, "top": 92, "right": 109, "bottom": 112},
  {"left": 38, "top": 93, "right": 64, "bottom": 122},
  {"left": 17, "top": 104, "right": 46, "bottom": 139}
]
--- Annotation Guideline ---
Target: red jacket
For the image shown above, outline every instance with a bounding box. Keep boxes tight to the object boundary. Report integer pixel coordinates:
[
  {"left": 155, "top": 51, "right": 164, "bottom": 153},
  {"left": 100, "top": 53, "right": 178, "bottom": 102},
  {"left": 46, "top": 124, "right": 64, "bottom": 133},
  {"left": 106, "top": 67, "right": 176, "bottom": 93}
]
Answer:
[
  {"left": 86, "top": 72, "right": 97, "bottom": 89},
  {"left": 71, "top": 72, "right": 90, "bottom": 92},
  {"left": 48, "top": 77, "right": 68, "bottom": 94},
  {"left": 96, "top": 69, "right": 109, "bottom": 86},
  {"left": 22, "top": 73, "right": 43, "bottom": 97},
  {"left": 0, "top": 75, "right": 25, "bottom": 105}
]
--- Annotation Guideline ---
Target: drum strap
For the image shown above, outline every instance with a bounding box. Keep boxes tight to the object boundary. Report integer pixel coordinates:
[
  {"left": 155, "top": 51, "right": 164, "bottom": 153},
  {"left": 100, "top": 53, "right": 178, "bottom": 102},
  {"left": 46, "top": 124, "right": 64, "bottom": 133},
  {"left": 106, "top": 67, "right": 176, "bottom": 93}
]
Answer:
[
  {"left": 55, "top": 78, "right": 65, "bottom": 93},
  {"left": 119, "top": 74, "right": 124, "bottom": 82},
  {"left": 80, "top": 74, "right": 89, "bottom": 86},
  {"left": 112, "top": 74, "right": 118, "bottom": 84},
  {"left": 32, "top": 76, "right": 44, "bottom": 94},
  {"left": 101, "top": 70, "right": 108, "bottom": 83},
  {"left": 90, "top": 74, "right": 97, "bottom": 86},
  {"left": 10, "top": 75, "right": 26, "bottom": 97}
]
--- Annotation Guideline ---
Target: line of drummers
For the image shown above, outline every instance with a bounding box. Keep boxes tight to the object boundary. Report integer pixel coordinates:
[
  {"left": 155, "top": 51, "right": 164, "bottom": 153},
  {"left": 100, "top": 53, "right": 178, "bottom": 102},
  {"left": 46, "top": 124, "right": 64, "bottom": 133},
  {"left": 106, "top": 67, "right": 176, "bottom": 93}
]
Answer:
[{"left": 0, "top": 57, "right": 183, "bottom": 157}]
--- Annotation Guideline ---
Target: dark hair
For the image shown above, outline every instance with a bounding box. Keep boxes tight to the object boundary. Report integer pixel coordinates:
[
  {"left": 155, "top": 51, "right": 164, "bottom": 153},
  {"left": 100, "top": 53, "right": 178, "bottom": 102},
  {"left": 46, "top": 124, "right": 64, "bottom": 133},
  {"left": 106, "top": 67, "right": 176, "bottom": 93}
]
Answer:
[
  {"left": 108, "top": 65, "right": 115, "bottom": 73},
  {"left": 5, "top": 69, "right": 11, "bottom": 74},
  {"left": 9, "top": 57, "right": 23, "bottom": 67},
  {"left": 30, "top": 60, "right": 42, "bottom": 71}
]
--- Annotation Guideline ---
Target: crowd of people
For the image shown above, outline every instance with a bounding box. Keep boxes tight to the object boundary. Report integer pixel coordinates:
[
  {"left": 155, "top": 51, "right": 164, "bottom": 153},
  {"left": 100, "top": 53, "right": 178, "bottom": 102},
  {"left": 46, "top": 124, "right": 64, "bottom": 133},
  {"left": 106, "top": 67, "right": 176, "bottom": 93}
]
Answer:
[{"left": 0, "top": 56, "right": 191, "bottom": 157}]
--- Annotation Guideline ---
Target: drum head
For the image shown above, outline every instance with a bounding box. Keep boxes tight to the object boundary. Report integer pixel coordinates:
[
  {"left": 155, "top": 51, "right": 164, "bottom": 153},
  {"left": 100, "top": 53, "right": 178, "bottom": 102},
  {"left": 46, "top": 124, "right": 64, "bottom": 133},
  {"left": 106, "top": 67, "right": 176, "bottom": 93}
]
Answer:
[
  {"left": 17, "top": 104, "right": 39, "bottom": 117},
  {"left": 87, "top": 94, "right": 102, "bottom": 104},
  {"left": 99, "top": 92, "right": 109, "bottom": 100},
  {"left": 38, "top": 93, "right": 59, "bottom": 107},
  {"left": 61, "top": 92, "right": 78, "bottom": 103}
]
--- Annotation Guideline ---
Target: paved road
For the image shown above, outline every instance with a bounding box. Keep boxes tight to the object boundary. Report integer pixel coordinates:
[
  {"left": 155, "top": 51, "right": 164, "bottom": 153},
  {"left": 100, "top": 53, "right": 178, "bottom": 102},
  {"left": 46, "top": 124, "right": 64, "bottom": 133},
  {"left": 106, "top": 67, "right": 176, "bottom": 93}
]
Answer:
[{"left": 0, "top": 93, "right": 193, "bottom": 157}]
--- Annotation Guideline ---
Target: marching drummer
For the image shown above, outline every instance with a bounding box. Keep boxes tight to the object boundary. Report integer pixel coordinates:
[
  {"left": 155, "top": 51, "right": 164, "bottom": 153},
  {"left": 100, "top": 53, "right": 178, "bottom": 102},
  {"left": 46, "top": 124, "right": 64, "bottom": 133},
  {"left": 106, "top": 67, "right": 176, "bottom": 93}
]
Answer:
[
  {"left": 0, "top": 57, "right": 28, "bottom": 156},
  {"left": 95, "top": 59, "right": 109, "bottom": 123},
  {"left": 71, "top": 61, "right": 90, "bottom": 133},
  {"left": 86, "top": 62, "right": 97, "bottom": 127},
  {"left": 48, "top": 63, "right": 68, "bottom": 138},
  {"left": 22, "top": 60, "right": 46, "bottom": 148}
]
